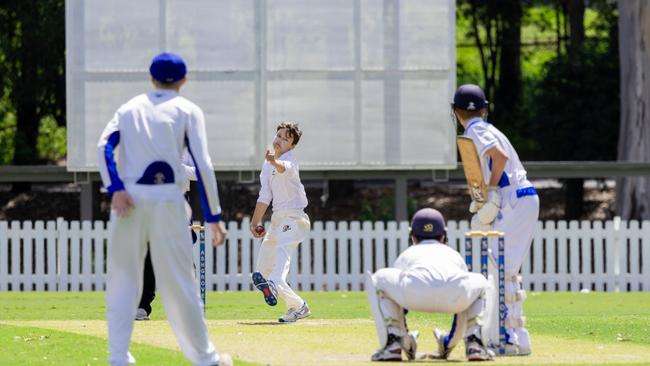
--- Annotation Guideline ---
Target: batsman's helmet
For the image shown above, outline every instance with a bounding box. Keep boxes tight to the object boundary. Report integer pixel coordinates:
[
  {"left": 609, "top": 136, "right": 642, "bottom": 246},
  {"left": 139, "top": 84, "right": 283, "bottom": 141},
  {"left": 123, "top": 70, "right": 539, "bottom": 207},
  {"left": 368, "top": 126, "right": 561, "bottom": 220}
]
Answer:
[
  {"left": 410, "top": 208, "right": 446, "bottom": 240},
  {"left": 150, "top": 52, "right": 187, "bottom": 83},
  {"left": 452, "top": 84, "right": 488, "bottom": 111}
]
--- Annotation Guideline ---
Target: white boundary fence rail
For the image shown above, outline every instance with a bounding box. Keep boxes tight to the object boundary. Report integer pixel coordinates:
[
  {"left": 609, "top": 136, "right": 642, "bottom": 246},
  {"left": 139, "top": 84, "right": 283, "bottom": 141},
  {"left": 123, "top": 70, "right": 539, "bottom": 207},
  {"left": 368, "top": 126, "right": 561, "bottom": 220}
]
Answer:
[{"left": 1, "top": 218, "right": 649, "bottom": 292}]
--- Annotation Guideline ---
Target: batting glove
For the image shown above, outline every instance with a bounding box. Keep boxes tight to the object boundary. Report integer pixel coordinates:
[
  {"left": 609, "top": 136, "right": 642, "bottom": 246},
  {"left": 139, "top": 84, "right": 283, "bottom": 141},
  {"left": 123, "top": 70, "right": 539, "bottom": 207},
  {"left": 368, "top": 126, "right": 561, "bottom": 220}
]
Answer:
[
  {"left": 476, "top": 187, "right": 501, "bottom": 225},
  {"left": 470, "top": 214, "right": 492, "bottom": 231},
  {"left": 469, "top": 200, "right": 480, "bottom": 213}
]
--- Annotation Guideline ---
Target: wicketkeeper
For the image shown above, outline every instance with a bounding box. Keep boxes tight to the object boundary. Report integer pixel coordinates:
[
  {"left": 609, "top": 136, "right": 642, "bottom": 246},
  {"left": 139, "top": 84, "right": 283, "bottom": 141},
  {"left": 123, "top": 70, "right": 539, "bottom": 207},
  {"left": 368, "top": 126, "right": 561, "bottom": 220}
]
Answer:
[
  {"left": 366, "top": 208, "right": 494, "bottom": 362},
  {"left": 452, "top": 84, "right": 540, "bottom": 355}
]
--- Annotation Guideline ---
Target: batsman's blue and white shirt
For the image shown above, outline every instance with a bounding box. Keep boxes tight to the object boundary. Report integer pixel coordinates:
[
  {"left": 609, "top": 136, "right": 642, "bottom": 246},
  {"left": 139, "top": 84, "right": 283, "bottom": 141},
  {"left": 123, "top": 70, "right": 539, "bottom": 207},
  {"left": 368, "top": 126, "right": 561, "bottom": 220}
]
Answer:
[
  {"left": 463, "top": 117, "right": 533, "bottom": 193},
  {"left": 97, "top": 89, "right": 222, "bottom": 222}
]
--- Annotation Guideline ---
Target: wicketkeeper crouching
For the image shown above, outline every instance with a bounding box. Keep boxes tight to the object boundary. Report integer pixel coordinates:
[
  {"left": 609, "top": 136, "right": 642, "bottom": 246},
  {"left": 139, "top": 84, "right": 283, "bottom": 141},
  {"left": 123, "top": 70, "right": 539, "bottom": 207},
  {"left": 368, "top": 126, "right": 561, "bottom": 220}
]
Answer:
[{"left": 366, "top": 208, "right": 494, "bottom": 362}]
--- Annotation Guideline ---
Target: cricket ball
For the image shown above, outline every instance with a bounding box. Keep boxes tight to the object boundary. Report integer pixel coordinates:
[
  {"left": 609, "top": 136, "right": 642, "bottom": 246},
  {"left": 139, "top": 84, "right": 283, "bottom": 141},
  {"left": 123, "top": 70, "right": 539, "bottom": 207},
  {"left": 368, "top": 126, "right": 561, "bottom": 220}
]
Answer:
[{"left": 254, "top": 225, "right": 265, "bottom": 235}]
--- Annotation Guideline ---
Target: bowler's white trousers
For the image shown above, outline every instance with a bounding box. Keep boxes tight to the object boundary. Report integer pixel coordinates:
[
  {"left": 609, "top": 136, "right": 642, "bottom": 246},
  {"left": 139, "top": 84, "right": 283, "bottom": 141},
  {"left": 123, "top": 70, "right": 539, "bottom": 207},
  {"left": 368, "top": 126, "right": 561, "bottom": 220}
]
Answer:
[
  {"left": 106, "top": 185, "right": 221, "bottom": 366},
  {"left": 255, "top": 209, "right": 310, "bottom": 309}
]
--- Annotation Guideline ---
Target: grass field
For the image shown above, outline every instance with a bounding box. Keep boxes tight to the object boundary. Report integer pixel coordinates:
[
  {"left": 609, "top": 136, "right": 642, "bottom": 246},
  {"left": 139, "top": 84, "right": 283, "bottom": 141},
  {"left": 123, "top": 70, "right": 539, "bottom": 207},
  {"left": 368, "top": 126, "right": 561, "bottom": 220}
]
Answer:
[{"left": 2, "top": 291, "right": 650, "bottom": 365}]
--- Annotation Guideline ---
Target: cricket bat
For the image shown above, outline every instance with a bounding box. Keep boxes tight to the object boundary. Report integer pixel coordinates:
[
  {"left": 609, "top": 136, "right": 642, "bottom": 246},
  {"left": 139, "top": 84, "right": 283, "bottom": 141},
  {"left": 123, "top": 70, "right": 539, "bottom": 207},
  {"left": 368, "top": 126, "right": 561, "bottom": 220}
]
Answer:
[{"left": 457, "top": 136, "right": 487, "bottom": 204}]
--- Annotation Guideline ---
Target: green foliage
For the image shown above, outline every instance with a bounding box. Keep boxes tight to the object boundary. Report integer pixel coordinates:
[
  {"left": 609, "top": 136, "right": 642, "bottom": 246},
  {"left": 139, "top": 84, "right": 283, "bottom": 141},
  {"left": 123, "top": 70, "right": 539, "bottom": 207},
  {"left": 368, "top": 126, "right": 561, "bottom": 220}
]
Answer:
[
  {"left": 360, "top": 195, "right": 394, "bottom": 222},
  {"left": 36, "top": 115, "right": 66, "bottom": 163},
  {"left": 528, "top": 3, "right": 619, "bottom": 160},
  {"left": 0, "top": 96, "right": 16, "bottom": 164}
]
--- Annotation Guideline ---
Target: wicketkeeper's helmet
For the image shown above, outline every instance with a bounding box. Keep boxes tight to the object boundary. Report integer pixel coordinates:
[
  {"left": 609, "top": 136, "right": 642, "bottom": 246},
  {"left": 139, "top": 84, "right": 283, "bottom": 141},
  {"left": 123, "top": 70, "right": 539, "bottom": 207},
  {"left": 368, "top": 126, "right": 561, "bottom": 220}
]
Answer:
[{"left": 410, "top": 208, "right": 446, "bottom": 239}]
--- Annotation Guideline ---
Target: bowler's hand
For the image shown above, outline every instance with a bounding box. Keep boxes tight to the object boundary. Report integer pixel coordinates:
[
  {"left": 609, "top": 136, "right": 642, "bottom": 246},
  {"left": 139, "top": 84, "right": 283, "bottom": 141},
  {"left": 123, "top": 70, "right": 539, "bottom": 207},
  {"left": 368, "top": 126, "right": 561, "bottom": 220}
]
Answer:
[
  {"left": 111, "top": 190, "right": 134, "bottom": 218},
  {"left": 477, "top": 187, "right": 501, "bottom": 224},
  {"left": 265, "top": 149, "right": 276, "bottom": 164},
  {"left": 210, "top": 221, "right": 228, "bottom": 246}
]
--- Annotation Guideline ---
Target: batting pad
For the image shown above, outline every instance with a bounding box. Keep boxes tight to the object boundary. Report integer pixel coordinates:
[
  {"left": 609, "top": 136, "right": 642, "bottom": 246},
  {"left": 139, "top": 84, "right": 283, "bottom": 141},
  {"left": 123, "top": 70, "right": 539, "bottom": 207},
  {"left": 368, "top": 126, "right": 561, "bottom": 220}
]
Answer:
[{"left": 365, "top": 271, "right": 389, "bottom": 348}]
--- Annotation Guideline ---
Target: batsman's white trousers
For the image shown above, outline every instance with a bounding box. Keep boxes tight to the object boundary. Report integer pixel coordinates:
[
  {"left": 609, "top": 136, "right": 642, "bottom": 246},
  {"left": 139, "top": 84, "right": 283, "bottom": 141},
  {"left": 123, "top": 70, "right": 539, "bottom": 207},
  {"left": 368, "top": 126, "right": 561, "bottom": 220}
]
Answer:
[
  {"left": 371, "top": 268, "right": 487, "bottom": 349},
  {"left": 492, "top": 189, "right": 539, "bottom": 351},
  {"left": 256, "top": 209, "right": 310, "bottom": 309},
  {"left": 106, "top": 185, "right": 221, "bottom": 366}
]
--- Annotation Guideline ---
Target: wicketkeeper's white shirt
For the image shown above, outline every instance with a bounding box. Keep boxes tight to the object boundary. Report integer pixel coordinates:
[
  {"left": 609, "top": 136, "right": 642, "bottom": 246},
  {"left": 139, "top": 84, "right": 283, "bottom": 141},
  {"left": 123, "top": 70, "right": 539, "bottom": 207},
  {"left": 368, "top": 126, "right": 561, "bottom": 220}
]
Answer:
[
  {"left": 393, "top": 240, "right": 470, "bottom": 284},
  {"left": 257, "top": 150, "right": 308, "bottom": 212}
]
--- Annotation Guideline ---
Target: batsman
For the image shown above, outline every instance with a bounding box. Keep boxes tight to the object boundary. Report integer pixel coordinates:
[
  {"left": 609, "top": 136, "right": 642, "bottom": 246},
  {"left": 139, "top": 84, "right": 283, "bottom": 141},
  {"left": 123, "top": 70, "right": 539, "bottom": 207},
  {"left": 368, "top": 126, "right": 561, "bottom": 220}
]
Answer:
[{"left": 453, "top": 84, "right": 539, "bottom": 356}]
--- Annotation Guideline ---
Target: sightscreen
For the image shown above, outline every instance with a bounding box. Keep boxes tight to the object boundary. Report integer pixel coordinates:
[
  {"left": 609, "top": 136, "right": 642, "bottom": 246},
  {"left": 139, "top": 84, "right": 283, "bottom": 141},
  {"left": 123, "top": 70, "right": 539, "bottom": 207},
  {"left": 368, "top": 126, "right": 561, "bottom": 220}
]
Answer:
[{"left": 66, "top": 0, "right": 456, "bottom": 171}]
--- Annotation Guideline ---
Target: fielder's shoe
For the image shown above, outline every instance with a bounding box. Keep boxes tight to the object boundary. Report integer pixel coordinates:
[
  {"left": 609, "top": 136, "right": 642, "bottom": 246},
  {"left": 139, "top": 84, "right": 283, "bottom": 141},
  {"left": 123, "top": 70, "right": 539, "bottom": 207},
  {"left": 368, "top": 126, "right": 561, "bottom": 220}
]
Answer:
[
  {"left": 251, "top": 272, "right": 278, "bottom": 306},
  {"left": 431, "top": 328, "right": 453, "bottom": 360},
  {"left": 278, "top": 302, "right": 312, "bottom": 323},
  {"left": 401, "top": 330, "right": 419, "bottom": 360},
  {"left": 465, "top": 334, "right": 495, "bottom": 361},
  {"left": 135, "top": 308, "right": 150, "bottom": 321},
  {"left": 371, "top": 333, "right": 403, "bottom": 362},
  {"left": 211, "top": 353, "right": 233, "bottom": 366}
]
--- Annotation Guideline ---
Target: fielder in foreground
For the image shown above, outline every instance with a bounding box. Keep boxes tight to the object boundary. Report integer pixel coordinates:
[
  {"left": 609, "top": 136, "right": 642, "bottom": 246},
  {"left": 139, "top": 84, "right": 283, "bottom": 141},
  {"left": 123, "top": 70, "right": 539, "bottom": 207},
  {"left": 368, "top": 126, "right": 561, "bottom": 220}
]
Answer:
[
  {"left": 452, "top": 84, "right": 539, "bottom": 355},
  {"left": 249, "top": 122, "right": 312, "bottom": 323},
  {"left": 97, "top": 52, "right": 231, "bottom": 366},
  {"left": 366, "top": 208, "right": 494, "bottom": 362}
]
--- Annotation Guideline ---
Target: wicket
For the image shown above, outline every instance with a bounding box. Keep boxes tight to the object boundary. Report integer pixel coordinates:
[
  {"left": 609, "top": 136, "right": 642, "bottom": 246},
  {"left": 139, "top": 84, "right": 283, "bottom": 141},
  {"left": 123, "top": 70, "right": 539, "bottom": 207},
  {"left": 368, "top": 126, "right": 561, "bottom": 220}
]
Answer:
[
  {"left": 191, "top": 224, "right": 207, "bottom": 316},
  {"left": 464, "top": 231, "right": 506, "bottom": 355}
]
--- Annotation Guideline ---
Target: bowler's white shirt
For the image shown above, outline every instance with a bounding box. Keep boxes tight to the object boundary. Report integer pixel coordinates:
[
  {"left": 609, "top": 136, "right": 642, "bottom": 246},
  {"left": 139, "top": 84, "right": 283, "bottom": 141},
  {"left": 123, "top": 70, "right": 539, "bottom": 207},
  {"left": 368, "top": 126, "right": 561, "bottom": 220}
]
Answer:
[
  {"left": 463, "top": 117, "right": 531, "bottom": 190},
  {"left": 394, "top": 240, "right": 469, "bottom": 283},
  {"left": 257, "top": 150, "right": 308, "bottom": 211}
]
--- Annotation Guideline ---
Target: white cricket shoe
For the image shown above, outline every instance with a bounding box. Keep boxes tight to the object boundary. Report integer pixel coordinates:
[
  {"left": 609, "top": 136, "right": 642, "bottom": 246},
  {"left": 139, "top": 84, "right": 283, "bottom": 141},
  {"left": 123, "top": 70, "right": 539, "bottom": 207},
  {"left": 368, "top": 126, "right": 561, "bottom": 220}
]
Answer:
[
  {"left": 278, "top": 302, "right": 312, "bottom": 323},
  {"left": 212, "top": 353, "right": 233, "bottom": 366},
  {"left": 401, "top": 330, "right": 419, "bottom": 360},
  {"left": 135, "top": 308, "right": 150, "bottom": 321},
  {"left": 465, "top": 334, "right": 495, "bottom": 361},
  {"left": 371, "top": 333, "right": 403, "bottom": 362},
  {"left": 431, "top": 328, "right": 453, "bottom": 360}
]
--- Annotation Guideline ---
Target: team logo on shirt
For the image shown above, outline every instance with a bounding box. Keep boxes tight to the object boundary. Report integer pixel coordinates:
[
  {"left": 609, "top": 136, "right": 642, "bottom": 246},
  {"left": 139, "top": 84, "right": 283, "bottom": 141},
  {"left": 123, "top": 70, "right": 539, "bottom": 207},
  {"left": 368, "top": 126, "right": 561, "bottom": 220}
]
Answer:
[
  {"left": 282, "top": 225, "right": 291, "bottom": 232},
  {"left": 423, "top": 223, "right": 434, "bottom": 232},
  {"left": 272, "top": 170, "right": 276, "bottom": 176}
]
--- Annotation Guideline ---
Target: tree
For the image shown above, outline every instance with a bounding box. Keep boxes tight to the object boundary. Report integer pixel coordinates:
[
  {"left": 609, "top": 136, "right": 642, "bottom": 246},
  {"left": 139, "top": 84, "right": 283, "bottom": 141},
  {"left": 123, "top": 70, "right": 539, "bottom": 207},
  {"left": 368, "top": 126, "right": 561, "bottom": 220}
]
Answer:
[
  {"left": 616, "top": 1, "right": 650, "bottom": 220},
  {"left": 0, "top": 1, "right": 66, "bottom": 167}
]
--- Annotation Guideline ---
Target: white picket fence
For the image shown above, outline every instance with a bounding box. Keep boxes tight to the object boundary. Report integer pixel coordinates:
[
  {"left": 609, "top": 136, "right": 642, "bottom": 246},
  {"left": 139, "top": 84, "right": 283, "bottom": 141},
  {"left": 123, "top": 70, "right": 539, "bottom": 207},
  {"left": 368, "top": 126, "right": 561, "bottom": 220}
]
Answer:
[{"left": 1, "top": 218, "right": 649, "bottom": 292}]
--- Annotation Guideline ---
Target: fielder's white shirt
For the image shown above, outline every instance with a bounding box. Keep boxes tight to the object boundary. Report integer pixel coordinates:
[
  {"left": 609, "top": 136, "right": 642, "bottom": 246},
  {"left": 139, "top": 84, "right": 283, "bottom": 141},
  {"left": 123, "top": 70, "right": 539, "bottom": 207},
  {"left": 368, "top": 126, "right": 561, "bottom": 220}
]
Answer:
[
  {"left": 463, "top": 117, "right": 532, "bottom": 191},
  {"left": 97, "top": 89, "right": 222, "bottom": 222},
  {"left": 393, "top": 240, "right": 469, "bottom": 283},
  {"left": 257, "top": 150, "right": 308, "bottom": 212}
]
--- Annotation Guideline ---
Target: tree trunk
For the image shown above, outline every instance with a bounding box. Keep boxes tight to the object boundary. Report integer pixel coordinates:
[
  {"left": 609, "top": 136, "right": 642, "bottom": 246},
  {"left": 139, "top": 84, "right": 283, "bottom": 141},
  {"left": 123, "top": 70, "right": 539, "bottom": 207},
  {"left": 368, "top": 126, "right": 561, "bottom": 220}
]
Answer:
[
  {"left": 493, "top": 0, "right": 522, "bottom": 125},
  {"left": 617, "top": 1, "right": 650, "bottom": 220}
]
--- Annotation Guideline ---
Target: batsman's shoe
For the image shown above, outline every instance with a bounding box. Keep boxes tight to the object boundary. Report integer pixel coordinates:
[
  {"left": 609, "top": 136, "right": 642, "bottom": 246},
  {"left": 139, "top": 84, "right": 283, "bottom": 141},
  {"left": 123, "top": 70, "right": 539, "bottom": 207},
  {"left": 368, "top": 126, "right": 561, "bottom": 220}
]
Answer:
[
  {"left": 135, "top": 308, "right": 150, "bottom": 321},
  {"left": 371, "top": 333, "right": 403, "bottom": 362},
  {"left": 401, "top": 330, "right": 419, "bottom": 360},
  {"left": 465, "top": 334, "right": 495, "bottom": 362},
  {"left": 251, "top": 272, "right": 277, "bottom": 306},
  {"left": 278, "top": 302, "right": 312, "bottom": 323},
  {"left": 431, "top": 328, "right": 453, "bottom": 360}
]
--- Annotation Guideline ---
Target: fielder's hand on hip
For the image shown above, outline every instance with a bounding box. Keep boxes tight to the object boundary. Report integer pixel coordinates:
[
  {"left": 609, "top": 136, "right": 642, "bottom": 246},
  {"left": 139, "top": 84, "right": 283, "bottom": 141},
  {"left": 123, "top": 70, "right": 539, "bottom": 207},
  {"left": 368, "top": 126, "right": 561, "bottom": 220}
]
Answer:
[
  {"left": 476, "top": 187, "right": 501, "bottom": 224},
  {"left": 210, "top": 221, "right": 228, "bottom": 246},
  {"left": 111, "top": 190, "right": 134, "bottom": 218}
]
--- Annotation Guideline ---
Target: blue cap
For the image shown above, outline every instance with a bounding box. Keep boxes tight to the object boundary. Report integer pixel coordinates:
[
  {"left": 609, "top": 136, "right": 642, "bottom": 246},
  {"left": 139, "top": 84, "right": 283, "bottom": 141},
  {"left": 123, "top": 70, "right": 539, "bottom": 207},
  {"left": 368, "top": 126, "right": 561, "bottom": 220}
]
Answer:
[
  {"left": 452, "top": 84, "right": 488, "bottom": 111},
  {"left": 410, "top": 208, "right": 446, "bottom": 239},
  {"left": 149, "top": 52, "right": 187, "bottom": 83}
]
